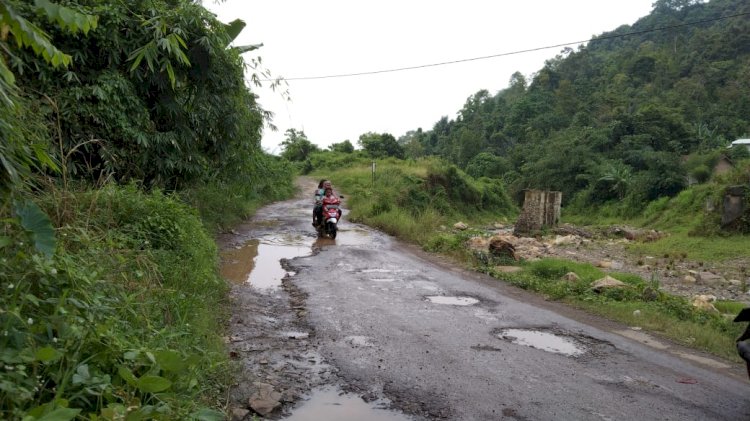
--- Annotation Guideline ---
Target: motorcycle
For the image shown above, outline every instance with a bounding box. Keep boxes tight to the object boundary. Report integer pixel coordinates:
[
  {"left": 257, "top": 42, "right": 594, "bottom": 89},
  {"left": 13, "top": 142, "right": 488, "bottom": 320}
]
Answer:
[
  {"left": 315, "top": 195, "right": 342, "bottom": 239},
  {"left": 734, "top": 308, "right": 750, "bottom": 379}
]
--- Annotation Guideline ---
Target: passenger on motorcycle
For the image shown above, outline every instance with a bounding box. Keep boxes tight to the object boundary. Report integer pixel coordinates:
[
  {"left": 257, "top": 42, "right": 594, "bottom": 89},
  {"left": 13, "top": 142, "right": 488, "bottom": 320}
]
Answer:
[{"left": 321, "top": 187, "right": 342, "bottom": 221}]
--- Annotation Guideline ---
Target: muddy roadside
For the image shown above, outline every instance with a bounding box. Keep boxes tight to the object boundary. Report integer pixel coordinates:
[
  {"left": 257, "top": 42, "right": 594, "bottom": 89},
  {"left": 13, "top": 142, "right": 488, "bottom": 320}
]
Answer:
[
  {"left": 217, "top": 179, "right": 419, "bottom": 420},
  {"left": 458, "top": 222, "right": 750, "bottom": 303}
]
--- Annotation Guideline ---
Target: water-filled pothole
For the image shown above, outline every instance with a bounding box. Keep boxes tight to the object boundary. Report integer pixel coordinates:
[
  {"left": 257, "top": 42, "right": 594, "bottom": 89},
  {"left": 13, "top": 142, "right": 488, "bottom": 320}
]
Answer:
[
  {"left": 221, "top": 235, "right": 312, "bottom": 289},
  {"left": 280, "top": 331, "right": 310, "bottom": 339},
  {"left": 283, "top": 388, "right": 410, "bottom": 421},
  {"left": 497, "top": 329, "right": 586, "bottom": 356},
  {"left": 426, "top": 296, "right": 479, "bottom": 306}
]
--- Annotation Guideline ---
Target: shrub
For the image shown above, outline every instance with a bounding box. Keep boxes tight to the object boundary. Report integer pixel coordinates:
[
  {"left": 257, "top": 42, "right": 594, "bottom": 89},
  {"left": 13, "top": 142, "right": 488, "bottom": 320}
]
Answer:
[{"left": 0, "top": 185, "right": 229, "bottom": 419}]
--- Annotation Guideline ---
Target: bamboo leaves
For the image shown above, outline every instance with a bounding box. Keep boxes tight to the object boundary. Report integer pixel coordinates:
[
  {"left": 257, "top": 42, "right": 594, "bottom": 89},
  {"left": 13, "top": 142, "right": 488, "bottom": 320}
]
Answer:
[
  {"left": 128, "top": 18, "right": 191, "bottom": 89},
  {"left": 33, "top": 0, "right": 98, "bottom": 35},
  {"left": 0, "top": 1, "right": 98, "bottom": 84}
]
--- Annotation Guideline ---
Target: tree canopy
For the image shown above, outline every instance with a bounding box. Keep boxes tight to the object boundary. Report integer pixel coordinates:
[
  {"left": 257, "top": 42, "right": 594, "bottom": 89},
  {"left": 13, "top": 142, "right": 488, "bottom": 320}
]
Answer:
[{"left": 395, "top": 0, "right": 750, "bottom": 213}]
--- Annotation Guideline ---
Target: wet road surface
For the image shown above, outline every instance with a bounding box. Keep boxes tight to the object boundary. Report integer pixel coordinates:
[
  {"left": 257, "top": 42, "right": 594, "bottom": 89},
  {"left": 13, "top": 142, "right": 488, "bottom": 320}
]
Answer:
[{"left": 221, "top": 179, "right": 750, "bottom": 420}]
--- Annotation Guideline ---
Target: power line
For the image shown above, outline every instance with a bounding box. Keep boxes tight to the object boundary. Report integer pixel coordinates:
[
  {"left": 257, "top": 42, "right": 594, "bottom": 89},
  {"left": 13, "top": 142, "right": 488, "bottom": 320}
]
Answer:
[{"left": 267, "top": 11, "right": 750, "bottom": 82}]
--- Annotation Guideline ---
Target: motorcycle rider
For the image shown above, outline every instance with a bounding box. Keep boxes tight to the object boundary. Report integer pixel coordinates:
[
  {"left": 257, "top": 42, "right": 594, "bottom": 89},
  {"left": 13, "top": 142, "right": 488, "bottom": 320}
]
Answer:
[{"left": 313, "top": 179, "right": 332, "bottom": 226}]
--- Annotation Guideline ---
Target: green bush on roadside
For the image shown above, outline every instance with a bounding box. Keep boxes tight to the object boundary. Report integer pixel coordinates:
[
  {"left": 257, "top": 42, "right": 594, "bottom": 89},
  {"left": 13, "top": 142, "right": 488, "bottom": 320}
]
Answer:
[
  {"left": 180, "top": 156, "right": 296, "bottom": 232},
  {"left": 1, "top": 185, "right": 230, "bottom": 419}
]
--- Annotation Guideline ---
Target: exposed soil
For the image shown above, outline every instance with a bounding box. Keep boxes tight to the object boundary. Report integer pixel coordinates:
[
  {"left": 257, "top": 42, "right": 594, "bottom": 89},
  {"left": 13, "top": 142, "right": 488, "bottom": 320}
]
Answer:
[
  {"left": 467, "top": 223, "right": 750, "bottom": 303},
  {"left": 549, "top": 238, "right": 750, "bottom": 302}
]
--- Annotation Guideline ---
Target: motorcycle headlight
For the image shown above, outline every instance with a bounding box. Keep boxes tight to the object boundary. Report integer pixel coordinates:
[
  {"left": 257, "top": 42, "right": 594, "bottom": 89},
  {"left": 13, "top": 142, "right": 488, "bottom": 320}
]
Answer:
[{"left": 327, "top": 218, "right": 337, "bottom": 224}]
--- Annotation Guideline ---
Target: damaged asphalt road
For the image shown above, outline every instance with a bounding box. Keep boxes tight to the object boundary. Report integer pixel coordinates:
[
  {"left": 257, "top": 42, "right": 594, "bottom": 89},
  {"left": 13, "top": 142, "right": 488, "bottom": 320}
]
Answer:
[{"left": 220, "top": 179, "right": 750, "bottom": 420}]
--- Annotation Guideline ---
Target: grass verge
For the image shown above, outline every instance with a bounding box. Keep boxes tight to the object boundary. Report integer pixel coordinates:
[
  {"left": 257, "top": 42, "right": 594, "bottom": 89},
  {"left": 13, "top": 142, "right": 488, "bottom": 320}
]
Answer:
[{"left": 1, "top": 176, "right": 296, "bottom": 419}]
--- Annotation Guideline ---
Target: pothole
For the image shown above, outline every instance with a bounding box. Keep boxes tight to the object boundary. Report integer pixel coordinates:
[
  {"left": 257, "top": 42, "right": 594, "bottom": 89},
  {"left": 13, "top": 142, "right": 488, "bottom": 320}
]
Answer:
[
  {"left": 426, "top": 296, "right": 479, "bottom": 306},
  {"left": 280, "top": 331, "right": 310, "bottom": 339},
  {"left": 497, "top": 328, "right": 586, "bottom": 356},
  {"left": 333, "top": 228, "right": 372, "bottom": 246},
  {"left": 283, "top": 387, "right": 410, "bottom": 421},
  {"left": 221, "top": 235, "right": 312, "bottom": 289}
]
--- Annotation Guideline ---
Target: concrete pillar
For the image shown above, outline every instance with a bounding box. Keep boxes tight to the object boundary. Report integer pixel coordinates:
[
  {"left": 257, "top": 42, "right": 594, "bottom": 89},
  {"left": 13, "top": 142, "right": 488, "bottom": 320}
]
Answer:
[{"left": 514, "top": 189, "right": 561, "bottom": 236}]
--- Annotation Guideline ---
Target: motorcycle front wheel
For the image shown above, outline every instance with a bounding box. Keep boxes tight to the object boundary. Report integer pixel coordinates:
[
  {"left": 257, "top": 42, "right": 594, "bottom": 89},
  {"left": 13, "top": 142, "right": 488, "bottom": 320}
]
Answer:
[{"left": 327, "top": 222, "right": 337, "bottom": 239}]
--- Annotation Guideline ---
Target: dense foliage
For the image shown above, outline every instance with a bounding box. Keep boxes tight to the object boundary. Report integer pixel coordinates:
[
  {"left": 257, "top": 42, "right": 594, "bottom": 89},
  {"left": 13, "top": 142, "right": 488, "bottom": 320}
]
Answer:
[
  {"left": 2, "top": 186, "right": 230, "bottom": 419},
  {"left": 1, "top": 0, "right": 295, "bottom": 418},
  {"left": 3, "top": 0, "right": 274, "bottom": 190},
  {"left": 396, "top": 0, "right": 750, "bottom": 216}
]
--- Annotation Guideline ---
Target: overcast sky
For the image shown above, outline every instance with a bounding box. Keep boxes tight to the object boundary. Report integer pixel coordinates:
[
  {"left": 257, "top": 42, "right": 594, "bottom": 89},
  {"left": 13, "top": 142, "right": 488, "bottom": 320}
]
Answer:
[{"left": 205, "top": 1, "right": 656, "bottom": 154}]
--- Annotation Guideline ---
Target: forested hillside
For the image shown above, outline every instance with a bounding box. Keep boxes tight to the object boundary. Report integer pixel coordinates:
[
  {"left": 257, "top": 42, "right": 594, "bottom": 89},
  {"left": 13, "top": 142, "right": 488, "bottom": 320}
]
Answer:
[
  {"left": 1, "top": 1, "right": 293, "bottom": 418},
  {"left": 399, "top": 0, "right": 750, "bottom": 215}
]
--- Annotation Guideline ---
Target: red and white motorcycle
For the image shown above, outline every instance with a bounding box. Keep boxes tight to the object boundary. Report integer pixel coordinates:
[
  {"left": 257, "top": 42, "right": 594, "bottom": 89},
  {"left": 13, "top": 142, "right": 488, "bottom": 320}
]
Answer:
[{"left": 316, "top": 194, "right": 342, "bottom": 239}]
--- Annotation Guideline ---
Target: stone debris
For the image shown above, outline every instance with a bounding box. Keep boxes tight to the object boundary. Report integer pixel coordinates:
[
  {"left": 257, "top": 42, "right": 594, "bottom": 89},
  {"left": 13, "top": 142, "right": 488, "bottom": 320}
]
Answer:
[
  {"left": 591, "top": 275, "right": 627, "bottom": 292},
  {"left": 453, "top": 222, "right": 468, "bottom": 230},
  {"left": 230, "top": 407, "right": 250, "bottom": 421},
  {"left": 691, "top": 295, "right": 719, "bottom": 314},
  {"left": 562, "top": 272, "right": 580, "bottom": 282},
  {"left": 596, "top": 260, "right": 613, "bottom": 269},
  {"left": 682, "top": 275, "right": 697, "bottom": 284},
  {"left": 488, "top": 237, "right": 517, "bottom": 260},
  {"left": 463, "top": 223, "right": 747, "bottom": 301},
  {"left": 696, "top": 271, "right": 725, "bottom": 286},
  {"left": 249, "top": 382, "right": 282, "bottom": 416}
]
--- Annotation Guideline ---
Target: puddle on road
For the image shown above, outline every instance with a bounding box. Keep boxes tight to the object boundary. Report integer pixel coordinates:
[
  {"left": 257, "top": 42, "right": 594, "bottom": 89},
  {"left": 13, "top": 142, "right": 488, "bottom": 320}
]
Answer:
[
  {"left": 313, "top": 227, "right": 371, "bottom": 248},
  {"left": 280, "top": 331, "right": 310, "bottom": 340},
  {"left": 221, "top": 235, "right": 312, "bottom": 289},
  {"left": 426, "top": 296, "right": 479, "bottom": 306},
  {"left": 283, "top": 388, "right": 410, "bottom": 421},
  {"left": 220, "top": 240, "right": 259, "bottom": 284},
  {"left": 497, "top": 329, "right": 586, "bottom": 357},
  {"left": 336, "top": 227, "right": 372, "bottom": 246}
]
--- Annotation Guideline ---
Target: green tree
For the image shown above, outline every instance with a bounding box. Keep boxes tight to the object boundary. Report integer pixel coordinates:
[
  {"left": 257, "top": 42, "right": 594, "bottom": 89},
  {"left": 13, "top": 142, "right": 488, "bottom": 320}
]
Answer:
[
  {"left": 281, "top": 129, "right": 319, "bottom": 161},
  {"left": 358, "top": 132, "right": 404, "bottom": 159},
  {"left": 465, "top": 152, "right": 511, "bottom": 179},
  {"left": 9, "top": 0, "right": 271, "bottom": 188},
  {"left": 596, "top": 161, "right": 633, "bottom": 199},
  {"left": 328, "top": 140, "right": 354, "bottom": 153}
]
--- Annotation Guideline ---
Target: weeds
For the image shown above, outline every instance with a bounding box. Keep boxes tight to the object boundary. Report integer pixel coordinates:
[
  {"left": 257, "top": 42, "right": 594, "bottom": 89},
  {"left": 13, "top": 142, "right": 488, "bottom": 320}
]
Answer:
[{"left": 1, "top": 185, "right": 231, "bottom": 419}]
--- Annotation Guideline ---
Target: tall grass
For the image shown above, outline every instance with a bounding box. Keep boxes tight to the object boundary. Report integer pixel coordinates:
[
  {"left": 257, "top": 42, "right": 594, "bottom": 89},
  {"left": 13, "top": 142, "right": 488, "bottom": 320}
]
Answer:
[
  {"left": 1, "top": 184, "right": 231, "bottom": 419},
  {"left": 318, "top": 157, "right": 516, "bottom": 244},
  {"left": 181, "top": 156, "right": 296, "bottom": 232}
]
